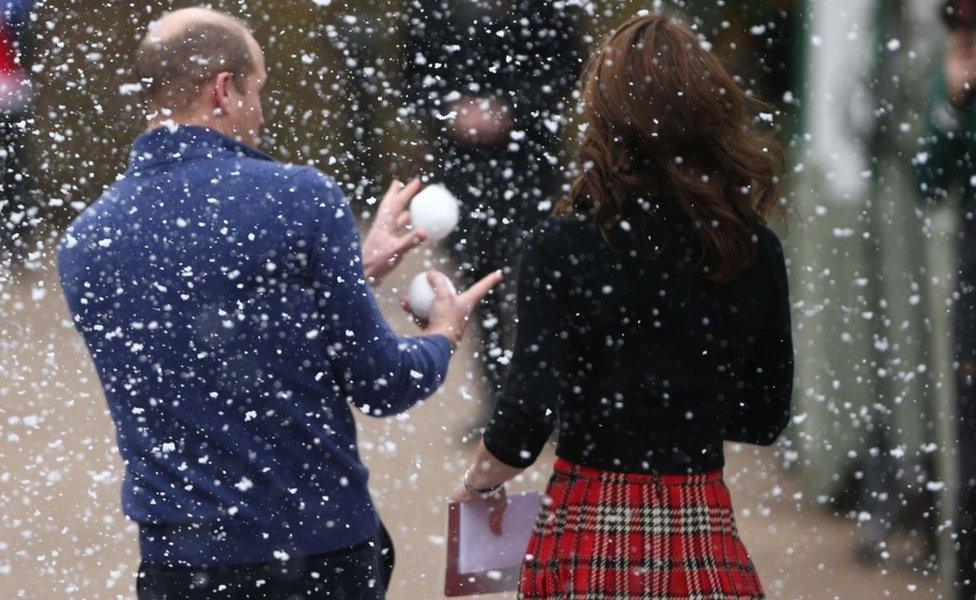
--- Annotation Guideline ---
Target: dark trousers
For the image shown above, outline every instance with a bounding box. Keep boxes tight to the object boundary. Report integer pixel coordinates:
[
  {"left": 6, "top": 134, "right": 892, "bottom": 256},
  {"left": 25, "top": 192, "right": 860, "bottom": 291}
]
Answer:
[
  {"left": 137, "top": 526, "right": 395, "bottom": 600},
  {"left": 956, "top": 269, "right": 976, "bottom": 598},
  {"left": 957, "top": 371, "right": 976, "bottom": 598}
]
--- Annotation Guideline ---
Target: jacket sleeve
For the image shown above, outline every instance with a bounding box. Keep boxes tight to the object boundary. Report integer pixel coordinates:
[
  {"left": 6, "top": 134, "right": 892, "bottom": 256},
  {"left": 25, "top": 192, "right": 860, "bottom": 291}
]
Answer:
[
  {"left": 724, "top": 231, "right": 794, "bottom": 446},
  {"left": 303, "top": 169, "right": 452, "bottom": 417},
  {"left": 482, "top": 224, "right": 571, "bottom": 468},
  {"left": 915, "top": 70, "right": 972, "bottom": 205}
]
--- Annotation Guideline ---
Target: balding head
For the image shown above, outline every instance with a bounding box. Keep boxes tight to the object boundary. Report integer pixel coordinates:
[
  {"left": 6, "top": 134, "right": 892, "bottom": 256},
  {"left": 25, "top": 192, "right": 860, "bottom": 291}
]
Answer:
[{"left": 135, "top": 7, "right": 258, "bottom": 114}]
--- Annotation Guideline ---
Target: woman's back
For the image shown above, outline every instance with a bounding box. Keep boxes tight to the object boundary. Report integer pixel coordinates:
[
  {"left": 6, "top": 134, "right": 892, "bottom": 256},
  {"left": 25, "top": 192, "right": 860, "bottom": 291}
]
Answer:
[
  {"left": 460, "top": 13, "right": 793, "bottom": 599},
  {"left": 483, "top": 213, "right": 793, "bottom": 474}
]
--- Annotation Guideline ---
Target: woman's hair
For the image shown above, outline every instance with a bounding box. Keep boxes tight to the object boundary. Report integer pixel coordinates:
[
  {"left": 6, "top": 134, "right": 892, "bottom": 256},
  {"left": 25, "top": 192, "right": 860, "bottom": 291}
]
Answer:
[{"left": 556, "top": 13, "right": 784, "bottom": 283}]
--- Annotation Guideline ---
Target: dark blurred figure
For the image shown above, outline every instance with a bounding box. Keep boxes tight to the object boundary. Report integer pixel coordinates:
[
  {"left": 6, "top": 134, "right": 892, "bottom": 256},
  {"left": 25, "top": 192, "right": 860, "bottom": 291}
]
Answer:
[
  {"left": 324, "top": 8, "right": 389, "bottom": 206},
  {"left": 915, "top": 1, "right": 976, "bottom": 595},
  {"left": 401, "top": 0, "right": 581, "bottom": 400},
  {"left": 0, "top": 0, "right": 32, "bottom": 259},
  {"left": 684, "top": 0, "right": 798, "bottom": 106},
  {"left": 750, "top": 0, "right": 798, "bottom": 103}
]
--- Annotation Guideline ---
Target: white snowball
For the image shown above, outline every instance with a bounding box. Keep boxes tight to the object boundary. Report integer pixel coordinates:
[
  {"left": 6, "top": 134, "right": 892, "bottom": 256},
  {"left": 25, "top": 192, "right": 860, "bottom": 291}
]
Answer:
[
  {"left": 407, "top": 272, "right": 456, "bottom": 320},
  {"left": 410, "top": 183, "right": 460, "bottom": 241}
]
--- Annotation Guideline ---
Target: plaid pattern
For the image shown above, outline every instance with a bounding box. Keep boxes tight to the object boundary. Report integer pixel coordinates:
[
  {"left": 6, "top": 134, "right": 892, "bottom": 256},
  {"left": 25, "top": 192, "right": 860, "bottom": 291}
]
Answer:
[{"left": 519, "top": 459, "right": 764, "bottom": 599}]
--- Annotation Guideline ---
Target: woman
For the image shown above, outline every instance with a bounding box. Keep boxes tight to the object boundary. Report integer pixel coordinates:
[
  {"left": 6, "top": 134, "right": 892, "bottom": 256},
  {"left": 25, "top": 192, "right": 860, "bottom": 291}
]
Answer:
[{"left": 454, "top": 12, "right": 793, "bottom": 599}]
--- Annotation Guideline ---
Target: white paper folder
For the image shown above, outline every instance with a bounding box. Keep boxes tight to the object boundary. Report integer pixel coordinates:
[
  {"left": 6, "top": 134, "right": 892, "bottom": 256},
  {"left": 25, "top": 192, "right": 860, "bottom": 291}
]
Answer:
[{"left": 445, "top": 491, "right": 541, "bottom": 597}]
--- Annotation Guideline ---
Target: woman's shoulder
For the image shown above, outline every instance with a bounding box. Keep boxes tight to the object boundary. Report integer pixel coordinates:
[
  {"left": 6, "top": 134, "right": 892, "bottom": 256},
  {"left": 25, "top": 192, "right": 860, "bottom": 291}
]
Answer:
[
  {"left": 754, "top": 224, "right": 786, "bottom": 262},
  {"left": 532, "top": 213, "right": 595, "bottom": 237},
  {"left": 525, "top": 214, "right": 601, "bottom": 252},
  {"left": 748, "top": 225, "right": 789, "bottom": 290}
]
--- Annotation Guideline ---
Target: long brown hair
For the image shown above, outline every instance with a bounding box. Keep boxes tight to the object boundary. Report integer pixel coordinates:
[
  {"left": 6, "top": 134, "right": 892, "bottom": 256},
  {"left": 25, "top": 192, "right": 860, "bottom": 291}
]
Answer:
[{"left": 557, "top": 13, "right": 784, "bottom": 283}]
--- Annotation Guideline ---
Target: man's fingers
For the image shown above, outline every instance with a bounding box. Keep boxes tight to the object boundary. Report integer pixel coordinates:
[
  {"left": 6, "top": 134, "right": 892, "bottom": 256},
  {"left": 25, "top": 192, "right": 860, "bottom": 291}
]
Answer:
[
  {"left": 389, "top": 178, "right": 422, "bottom": 212},
  {"left": 379, "top": 179, "right": 400, "bottom": 201},
  {"left": 459, "top": 270, "right": 503, "bottom": 308},
  {"left": 394, "top": 211, "right": 411, "bottom": 230},
  {"left": 427, "top": 270, "right": 454, "bottom": 298},
  {"left": 394, "top": 231, "right": 426, "bottom": 256},
  {"left": 376, "top": 178, "right": 421, "bottom": 226},
  {"left": 376, "top": 180, "right": 402, "bottom": 219},
  {"left": 400, "top": 298, "right": 427, "bottom": 328}
]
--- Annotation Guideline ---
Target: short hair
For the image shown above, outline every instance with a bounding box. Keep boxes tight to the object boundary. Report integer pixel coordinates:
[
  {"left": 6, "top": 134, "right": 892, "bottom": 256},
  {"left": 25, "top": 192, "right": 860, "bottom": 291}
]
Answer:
[{"left": 135, "top": 13, "right": 255, "bottom": 112}]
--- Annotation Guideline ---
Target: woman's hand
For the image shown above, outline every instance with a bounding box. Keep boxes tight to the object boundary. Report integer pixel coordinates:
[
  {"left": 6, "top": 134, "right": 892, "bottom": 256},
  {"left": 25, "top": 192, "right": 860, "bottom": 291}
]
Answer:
[
  {"left": 451, "top": 479, "right": 508, "bottom": 536},
  {"left": 452, "top": 441, "right": 526, "bottom": 535},
  {"left": 362, "top": 179, "right": 427, "bottom": 286}
]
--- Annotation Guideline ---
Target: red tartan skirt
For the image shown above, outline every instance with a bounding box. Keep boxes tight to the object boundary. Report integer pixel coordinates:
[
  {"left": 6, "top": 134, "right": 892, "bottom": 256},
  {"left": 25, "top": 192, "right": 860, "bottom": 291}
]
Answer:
[{"left": 518, "top": 458, "right": 765, "bottom": 599}]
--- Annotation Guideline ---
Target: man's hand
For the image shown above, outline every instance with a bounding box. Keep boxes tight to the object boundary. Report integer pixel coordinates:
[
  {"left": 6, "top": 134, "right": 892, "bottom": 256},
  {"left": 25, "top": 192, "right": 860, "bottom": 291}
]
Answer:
[
  {"left": 362, "top": 179, "right": 427, "bottom": 286},
  {"left": 405, "top": 269, "right": 503, "bottom": 348},
  {"left": 448, "top": 96, "right": 513, "bottom": 146},
  {"left": 946, "top": 31, "right": 976, "bottom": 107}
]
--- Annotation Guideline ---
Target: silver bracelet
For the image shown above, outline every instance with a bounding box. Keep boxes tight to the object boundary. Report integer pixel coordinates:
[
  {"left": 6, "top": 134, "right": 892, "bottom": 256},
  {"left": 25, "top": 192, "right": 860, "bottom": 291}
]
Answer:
[{"left": 463, "top": 472, "right": 504, "bottom": 498}]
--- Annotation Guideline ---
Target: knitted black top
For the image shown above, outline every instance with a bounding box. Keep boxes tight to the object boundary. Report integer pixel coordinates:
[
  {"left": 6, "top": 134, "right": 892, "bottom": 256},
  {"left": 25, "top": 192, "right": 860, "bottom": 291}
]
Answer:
[{"left": 483, "top": 214, "right": 794, "bottom": 474}]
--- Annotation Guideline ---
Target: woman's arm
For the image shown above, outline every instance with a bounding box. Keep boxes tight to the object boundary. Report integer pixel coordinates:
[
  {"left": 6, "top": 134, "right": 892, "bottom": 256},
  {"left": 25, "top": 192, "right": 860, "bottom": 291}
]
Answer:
[
  {"left": 478, "top": 224, "right": 572, "bottom": 467},
  {"left": 724, "top": 231, "right": 794, "bottom": 445},
  {"left": 453, "top": 222, "right": 573, "bottom": 530}
]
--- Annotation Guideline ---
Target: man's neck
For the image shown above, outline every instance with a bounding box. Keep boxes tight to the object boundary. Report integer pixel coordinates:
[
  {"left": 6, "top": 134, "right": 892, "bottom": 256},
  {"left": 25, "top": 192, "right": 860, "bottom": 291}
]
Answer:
[{"left": 146, "top": 112, "right": 223, "bottom": 136}]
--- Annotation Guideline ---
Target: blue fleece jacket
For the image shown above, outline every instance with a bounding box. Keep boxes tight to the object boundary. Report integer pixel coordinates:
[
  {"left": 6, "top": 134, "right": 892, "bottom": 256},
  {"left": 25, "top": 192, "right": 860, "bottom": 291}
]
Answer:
[{"left": 57, "top": 125, "right": 451, "bottom": 566}]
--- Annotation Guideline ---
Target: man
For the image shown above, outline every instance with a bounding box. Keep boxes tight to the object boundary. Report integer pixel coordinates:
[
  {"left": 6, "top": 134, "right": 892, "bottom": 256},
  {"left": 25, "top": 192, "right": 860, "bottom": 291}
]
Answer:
[
  {"left": 58, "top": 8, "right": 500, "bottom": 599},
  {"left": 915, "top": 4, "right": 976, "bottom": 596},
  {"left": 401, "top": 0, "right": 581, "bottom": 402}
]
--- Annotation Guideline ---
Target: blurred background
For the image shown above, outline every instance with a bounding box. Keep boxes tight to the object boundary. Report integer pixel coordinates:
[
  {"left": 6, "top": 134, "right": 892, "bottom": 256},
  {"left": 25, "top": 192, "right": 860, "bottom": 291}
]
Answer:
[{"left": 0, "top": 0, "right": 966, "bottom": 597}]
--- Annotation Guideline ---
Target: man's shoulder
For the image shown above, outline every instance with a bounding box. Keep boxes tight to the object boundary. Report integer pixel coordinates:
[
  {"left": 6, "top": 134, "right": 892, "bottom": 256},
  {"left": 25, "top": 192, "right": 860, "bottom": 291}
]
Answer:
[{"left": 221, "top": 159, "right": 340, "bottom": 197}]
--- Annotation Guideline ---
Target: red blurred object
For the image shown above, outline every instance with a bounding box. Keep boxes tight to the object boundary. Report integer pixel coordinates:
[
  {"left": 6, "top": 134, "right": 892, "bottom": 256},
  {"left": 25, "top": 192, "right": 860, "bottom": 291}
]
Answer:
[
  {"left": 0, "top": 16, "right": 27, "bottom": 112},
  {"left": 0, "top": 20, "right": 19, "bottom": 74},
  {"left": 944, "top": 0, "right": 976, "bottom": 31}
]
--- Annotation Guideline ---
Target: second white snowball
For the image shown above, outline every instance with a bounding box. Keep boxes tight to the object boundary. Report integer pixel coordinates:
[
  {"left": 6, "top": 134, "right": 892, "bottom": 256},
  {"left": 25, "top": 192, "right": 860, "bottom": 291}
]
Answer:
[
  {"left": 407, "top": 272, "right": 456, "bottom": 320},
  {"left": 410, "top": 183, "right": 460, "bottom": 242}
]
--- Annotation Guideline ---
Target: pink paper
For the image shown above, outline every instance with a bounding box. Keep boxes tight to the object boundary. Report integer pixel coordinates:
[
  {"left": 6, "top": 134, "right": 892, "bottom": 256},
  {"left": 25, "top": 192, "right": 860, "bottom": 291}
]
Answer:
[{"left": 457, "top": 491, "right": 540, "bottom": 574}]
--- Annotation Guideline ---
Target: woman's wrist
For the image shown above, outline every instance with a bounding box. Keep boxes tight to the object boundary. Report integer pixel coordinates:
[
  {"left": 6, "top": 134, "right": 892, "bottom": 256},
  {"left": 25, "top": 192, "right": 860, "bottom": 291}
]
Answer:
[
  {"left": 463, "top": 469, "right": 504, "bottom": 497},
  {"left": 463, "top": 463, "right": 508, "bottom": 497}
]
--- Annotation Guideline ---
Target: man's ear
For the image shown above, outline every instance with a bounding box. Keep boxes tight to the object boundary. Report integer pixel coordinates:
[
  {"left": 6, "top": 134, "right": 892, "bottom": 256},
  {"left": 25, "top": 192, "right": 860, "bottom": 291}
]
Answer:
[{"left": 211, "top": 72, "right": 235, "bottom": 116}]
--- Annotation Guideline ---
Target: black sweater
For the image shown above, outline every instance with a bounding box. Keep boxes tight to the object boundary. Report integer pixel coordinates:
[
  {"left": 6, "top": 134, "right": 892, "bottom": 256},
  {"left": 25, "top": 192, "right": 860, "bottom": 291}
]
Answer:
[{"left": 483, "top": 215, "right": 794, "bottom": 474}]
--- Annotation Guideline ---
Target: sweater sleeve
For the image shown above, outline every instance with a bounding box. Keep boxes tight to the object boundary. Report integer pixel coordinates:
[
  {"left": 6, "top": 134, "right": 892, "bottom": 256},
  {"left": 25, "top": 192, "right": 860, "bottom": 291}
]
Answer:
[
  {"left": 724, "top": 230, "right": 794, "bottom": 446},
  {"left": 915, "top": 69, "right": 971, "bottom": 205},
  {"left": 482, "top": 224, "right": 571, "bottom": 468},
  {"left": 303, "top": 169, "right": 452, "bottom": 416}
]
